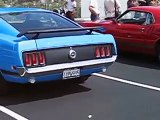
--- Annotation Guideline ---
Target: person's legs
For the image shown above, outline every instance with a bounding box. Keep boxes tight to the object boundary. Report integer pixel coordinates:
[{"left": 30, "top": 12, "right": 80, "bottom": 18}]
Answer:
[{"left": 91, "top": 14, "right": 99, "bottom": 21}]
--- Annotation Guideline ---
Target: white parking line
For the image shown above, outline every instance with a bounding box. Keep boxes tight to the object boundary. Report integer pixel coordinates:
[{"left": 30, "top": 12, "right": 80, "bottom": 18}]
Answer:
[
  {"left": 92, "top": 73, "right": 160, "bottom": 92},
  {"left": 0, "top": 106, "right": 28, "bottom": 120}
]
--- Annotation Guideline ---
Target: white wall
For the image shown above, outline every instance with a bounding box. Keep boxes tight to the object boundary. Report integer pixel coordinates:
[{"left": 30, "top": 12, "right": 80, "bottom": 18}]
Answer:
[{"left": 81, "top": 0, "right": 128, "bottom": 19}]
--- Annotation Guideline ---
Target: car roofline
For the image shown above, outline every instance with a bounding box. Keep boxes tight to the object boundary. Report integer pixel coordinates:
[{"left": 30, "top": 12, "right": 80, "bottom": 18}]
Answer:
[{"left": 0, "top": 7, "right": 50, "bottom": 14}]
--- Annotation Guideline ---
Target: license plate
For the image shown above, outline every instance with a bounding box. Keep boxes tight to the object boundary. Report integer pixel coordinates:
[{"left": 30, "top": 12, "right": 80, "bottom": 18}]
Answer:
[{"left": 63, "top": 69, "right": 80, "bottom": 79}]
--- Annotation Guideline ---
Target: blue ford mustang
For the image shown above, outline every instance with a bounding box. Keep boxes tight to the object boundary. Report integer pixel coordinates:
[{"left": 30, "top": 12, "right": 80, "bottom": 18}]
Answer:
[{"left": 0, "top": 7, "right": 117, "bottom": 94}]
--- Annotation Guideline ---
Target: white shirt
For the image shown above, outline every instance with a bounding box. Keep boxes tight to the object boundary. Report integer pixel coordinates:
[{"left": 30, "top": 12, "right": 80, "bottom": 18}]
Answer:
[
  {"left": 65, "top": 0, "right": 76, "bottom": 12},
  {"left": 89, "top": 0, "right": 100, "bottom": 14},
  {"left": 104, "top": 0, "right": 121, "bottom": 17}
]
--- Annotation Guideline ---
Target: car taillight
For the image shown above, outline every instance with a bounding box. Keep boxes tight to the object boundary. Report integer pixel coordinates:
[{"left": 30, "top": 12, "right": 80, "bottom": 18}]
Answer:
[
  {"left": 95, "top": 45, "right": 111, "bottom": 58},
  {"left": 25, "top": 53, "right": 32, "bottom": 67},
  {"left": 39, "top": 52, "right": 45, "bottom": 65},
  {"left": 32, "top": 53, "right": 38, "bottom": 66},
  {"left": 24, "top": 52, "right": 45, "bottom": 67},
  {"left": 95, "top": 47, "right": 100, "bottom": 58},
  {"left": 100, "top": 47, "right": 105, "bottom": 57},
  {"left": 105, "top": 45, "right": 111, "bottom": 57}
]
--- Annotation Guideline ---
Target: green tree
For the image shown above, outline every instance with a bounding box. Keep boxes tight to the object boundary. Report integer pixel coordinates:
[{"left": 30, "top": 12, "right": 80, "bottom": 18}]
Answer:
[
  {"left": 0, "top": 0, "right": 5, "bottom": 7},
  {"left": 0, "top": 0, "right": 81, "bottom": 18}
]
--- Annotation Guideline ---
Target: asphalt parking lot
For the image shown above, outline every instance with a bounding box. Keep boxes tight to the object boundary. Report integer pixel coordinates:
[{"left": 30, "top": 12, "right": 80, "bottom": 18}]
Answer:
[{"left": 0, "top": 54, "right": 160, "bottom": 120}]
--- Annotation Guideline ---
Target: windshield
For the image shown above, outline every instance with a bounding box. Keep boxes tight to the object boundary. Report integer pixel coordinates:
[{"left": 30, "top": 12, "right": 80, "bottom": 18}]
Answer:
[
  {"left": 117, "top": 10, "right": 154, "bottom": 25},
  {"left": 0, "top": 12, "right": 79, "bottom": 32}
]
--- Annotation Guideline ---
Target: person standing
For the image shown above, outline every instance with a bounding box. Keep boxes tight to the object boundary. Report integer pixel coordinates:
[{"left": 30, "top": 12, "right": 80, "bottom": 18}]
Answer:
[
  {"left": 104, "top": 0, "right": 121, "bottom": 19},
  {"left": 127, "top": 0, "right": 139, "bottom": 8},
  {"left": 158, "top": 0, "right": 160, "bottom": 5},
  {"left": 149, "top": 0, "right": 158, "bottom": 6},
  {"left": 138, "top": 0, "right": 147, "bottom": 6},
  {"left": 145, "top": 0, "right": 151, "bottom": 5},
  {"left": 89, "top": 0, "right": 100, "bottom": 21},
  {"left": 65, "top": 0, "right": 77, "bottom": 21}
]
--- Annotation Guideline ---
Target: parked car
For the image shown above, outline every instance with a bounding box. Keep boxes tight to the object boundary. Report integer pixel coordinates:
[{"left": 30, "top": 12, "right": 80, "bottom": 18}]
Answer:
[
  {"left": 0, "top": 7, "right": 117, "bottom": 94},
  {"left": 80, "top": 6, "right": 160, "bottom": 61}
]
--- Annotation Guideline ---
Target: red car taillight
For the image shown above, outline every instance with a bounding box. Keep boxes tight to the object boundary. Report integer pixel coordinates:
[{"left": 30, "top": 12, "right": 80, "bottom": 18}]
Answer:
[
  {"left": 25, "top": 53, "right": 32, "bottom": 67},
  {"left": 95, "top": 45, "right": 111, "bottom": 58},
  {"left": 39, "top": 52, "right": 45, "bottom": 65},
  {"left": 105, "top": 45, "right": 111, "bottom": 57},
  {"left": 32, "top": 53, "right": 38, "bottom": 66},
  {"left": 24, "top": 52, "right": 45, "bottom": 67},
  {"left": 100, "top": 47, "right": 105, "bottom": 57},
  {"left": 95, "top": 47, "right": 100, "bottom": 58}
]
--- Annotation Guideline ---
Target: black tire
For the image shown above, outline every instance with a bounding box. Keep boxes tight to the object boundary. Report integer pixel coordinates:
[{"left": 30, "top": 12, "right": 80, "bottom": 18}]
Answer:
[
  {"left": 156, "top": 44, "right": 160, "bottom": 62},
  {"left": 0, "top": 73, "right": 11, "bottom": 95},
  {"left": 69, "top": 76, "right": 90, "bottom": 84}
]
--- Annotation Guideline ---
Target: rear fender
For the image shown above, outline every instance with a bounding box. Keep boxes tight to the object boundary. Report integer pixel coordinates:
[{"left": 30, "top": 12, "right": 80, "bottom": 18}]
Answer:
[{"left": 0, "top": 39, "right": 37, "bottom": 73}]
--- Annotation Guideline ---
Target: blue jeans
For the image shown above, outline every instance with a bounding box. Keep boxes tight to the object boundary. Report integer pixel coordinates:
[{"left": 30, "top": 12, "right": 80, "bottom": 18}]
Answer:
[{"left": 91, "top": 14, "right": 100, "bottom": 21}]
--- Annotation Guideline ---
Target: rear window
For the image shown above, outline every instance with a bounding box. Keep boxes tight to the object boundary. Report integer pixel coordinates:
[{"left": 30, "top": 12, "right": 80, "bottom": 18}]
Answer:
[{"left": 0, "top": 12, "right": 79, "bottom": 31}]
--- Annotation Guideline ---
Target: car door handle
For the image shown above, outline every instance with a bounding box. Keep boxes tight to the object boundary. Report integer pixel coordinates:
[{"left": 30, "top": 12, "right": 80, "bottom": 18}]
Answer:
[{"left": 140, "top": 28, "right": 145, "bottom": 32}]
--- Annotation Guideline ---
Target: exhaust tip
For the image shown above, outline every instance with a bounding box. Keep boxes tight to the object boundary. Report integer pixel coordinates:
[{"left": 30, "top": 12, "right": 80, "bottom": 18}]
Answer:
[
  {"left": 102, "top": 67, "right": 107, "bottom": 72},
  {"left": 14, "top": 67, "right": 26, "bottom": 77},
  {"left": 29, "top": 77, "right": 36, "bottom": 84}
]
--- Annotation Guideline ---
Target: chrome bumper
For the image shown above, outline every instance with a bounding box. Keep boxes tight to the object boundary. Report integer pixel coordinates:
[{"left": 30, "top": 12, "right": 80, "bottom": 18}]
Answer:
[{"left": 17, "top": 55, "right": 117, "bottom": 77}]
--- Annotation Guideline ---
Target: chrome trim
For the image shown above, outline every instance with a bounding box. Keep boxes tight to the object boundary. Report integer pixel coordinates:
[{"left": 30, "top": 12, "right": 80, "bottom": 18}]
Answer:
[
  {"left": 16, "top": 67, "right": 26, "bottom": 77},
  {"left": 69, "top": 48, "right": 76, "bottom": 59},
  {"left": 22, "top": 55, "right": 117, "bottom": 76}
]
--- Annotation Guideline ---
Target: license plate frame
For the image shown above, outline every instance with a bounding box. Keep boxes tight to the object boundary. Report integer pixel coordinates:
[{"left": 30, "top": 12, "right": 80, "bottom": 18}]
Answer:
[{"left": 63, "top": 68, "right": 80, "bottom": 79}]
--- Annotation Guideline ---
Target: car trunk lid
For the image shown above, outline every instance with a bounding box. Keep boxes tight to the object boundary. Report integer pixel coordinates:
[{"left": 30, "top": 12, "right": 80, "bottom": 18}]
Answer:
[{"left": 35, "top": 34, "right": 114, "bottom": 49}]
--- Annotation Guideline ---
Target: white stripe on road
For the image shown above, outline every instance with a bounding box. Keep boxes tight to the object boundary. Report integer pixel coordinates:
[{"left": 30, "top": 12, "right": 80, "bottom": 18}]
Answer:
[
  {"left": 0, "top": 106, "right": 28, "bottom": 120},
  {"left": 92, "top": 73, "right": 160, "bottom": 92}
]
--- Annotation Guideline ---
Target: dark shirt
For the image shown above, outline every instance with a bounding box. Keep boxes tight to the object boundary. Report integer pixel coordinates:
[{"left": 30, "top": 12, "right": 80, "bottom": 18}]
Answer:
[
  {"left": 145, "top": 0, "right": 151, "bottom": 5},
  {"left": 127, "top": 0, "right": 139, "bottom": 8}
]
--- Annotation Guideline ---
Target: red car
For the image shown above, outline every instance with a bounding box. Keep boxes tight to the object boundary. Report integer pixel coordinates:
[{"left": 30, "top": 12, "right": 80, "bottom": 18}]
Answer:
[{"left": 80, "top": 6, "right": 160, "bottom": 61}]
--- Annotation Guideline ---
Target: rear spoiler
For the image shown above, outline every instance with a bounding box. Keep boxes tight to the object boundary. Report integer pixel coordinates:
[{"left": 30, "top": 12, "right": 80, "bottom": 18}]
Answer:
[{"left": 17, "top": 27, "right": 106, "bottom": 37}]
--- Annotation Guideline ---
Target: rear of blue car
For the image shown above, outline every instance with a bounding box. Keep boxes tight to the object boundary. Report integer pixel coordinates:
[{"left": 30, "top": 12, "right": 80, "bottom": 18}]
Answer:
[{"left": 0, "top": 8, "right": 117, "bottom": 94}]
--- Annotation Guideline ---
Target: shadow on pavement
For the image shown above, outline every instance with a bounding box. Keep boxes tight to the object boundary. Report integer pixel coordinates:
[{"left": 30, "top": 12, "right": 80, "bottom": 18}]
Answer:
[
  {"left": 0, "top": 80, "right": 91, "bottom": 106},
  {"left": 116, "top": 52, "right": 160, "bottom": 70}
]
